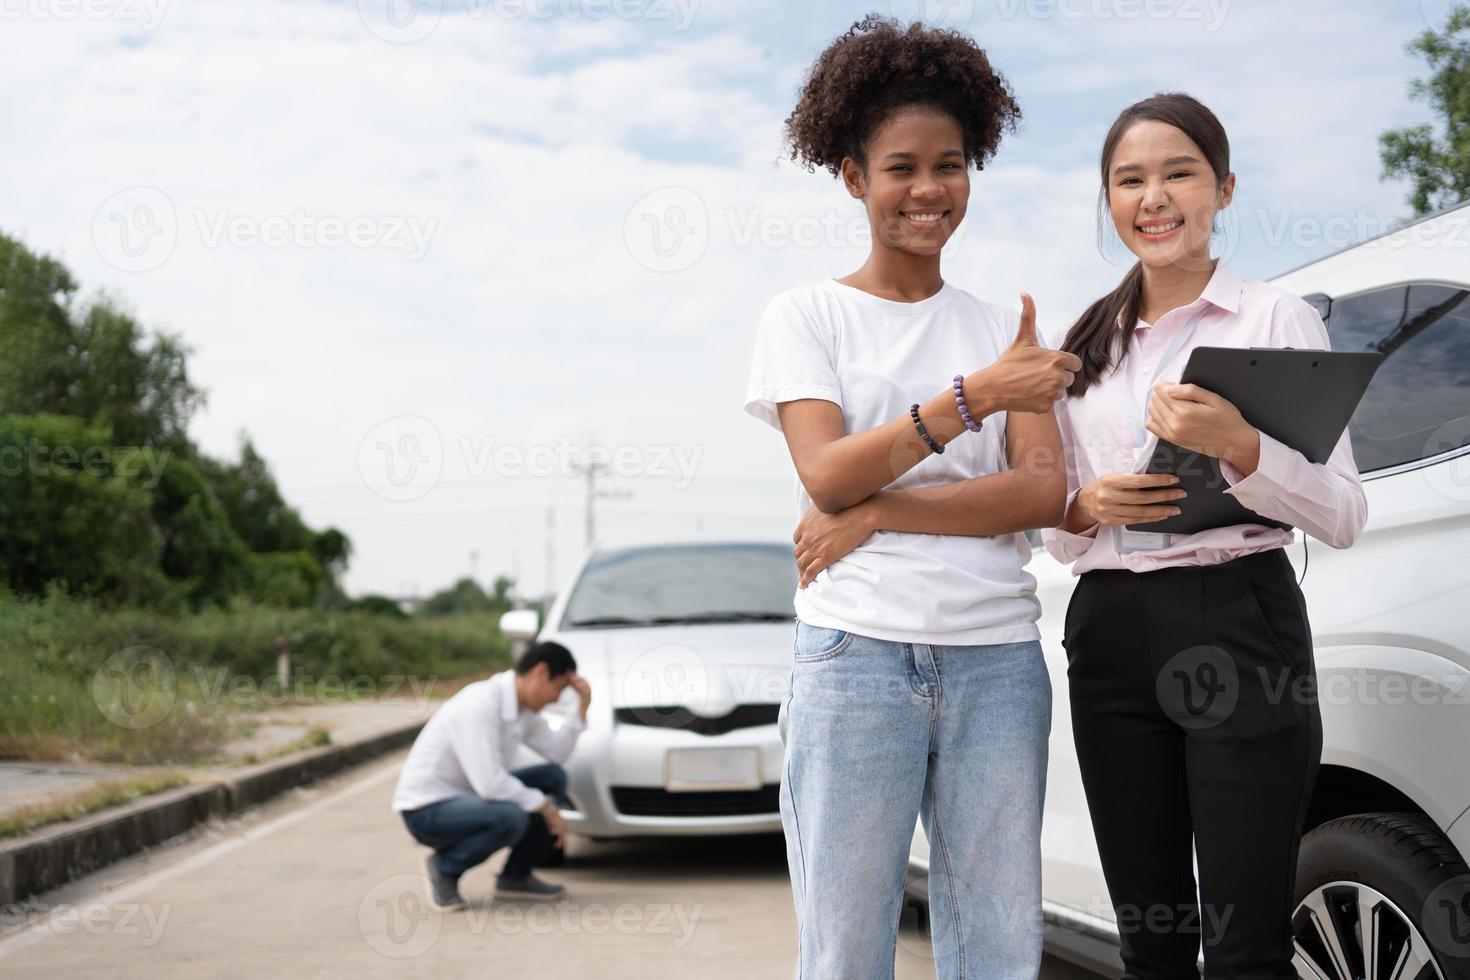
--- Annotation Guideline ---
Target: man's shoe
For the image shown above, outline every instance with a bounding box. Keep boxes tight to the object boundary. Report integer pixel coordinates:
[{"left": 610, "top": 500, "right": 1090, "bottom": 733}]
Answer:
[
  {"left": 495, "top": 872, "right": 566, "bottom": 898},
  {"left": 424, "top": 855, "right": 465, "bottom": 911}
]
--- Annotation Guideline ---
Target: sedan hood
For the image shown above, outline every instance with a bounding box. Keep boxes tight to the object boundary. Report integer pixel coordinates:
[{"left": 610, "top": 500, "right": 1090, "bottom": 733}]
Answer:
[{"left": 548, "top": 622, "right": 795, "bottom": 716}]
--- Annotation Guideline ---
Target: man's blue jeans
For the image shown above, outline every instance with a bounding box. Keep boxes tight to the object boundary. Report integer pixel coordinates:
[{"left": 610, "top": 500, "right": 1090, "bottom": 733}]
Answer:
[{"left": 401, "top": 763, "right": 569, "bottom": 880}]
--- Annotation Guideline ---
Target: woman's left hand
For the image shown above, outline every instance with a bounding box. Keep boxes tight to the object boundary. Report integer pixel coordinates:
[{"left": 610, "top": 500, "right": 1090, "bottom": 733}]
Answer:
[
  {"left": 1146, "top": 383, "right": 1261, "bottom": 468},
  {"left": 793, "top": 502, "right": 877, "bottom": 589}
]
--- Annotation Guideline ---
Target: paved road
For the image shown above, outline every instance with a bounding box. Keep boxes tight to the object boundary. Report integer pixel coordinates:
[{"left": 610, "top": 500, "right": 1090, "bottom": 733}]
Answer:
[{"left": 0, "top": 752, "right": 1099, "bottom": 979}]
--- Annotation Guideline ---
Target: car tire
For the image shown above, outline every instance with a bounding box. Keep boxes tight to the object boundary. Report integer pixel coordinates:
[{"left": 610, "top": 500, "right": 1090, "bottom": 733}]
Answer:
[{"left": 1294, "top": 812, "right": 1470, "bottom": 980}]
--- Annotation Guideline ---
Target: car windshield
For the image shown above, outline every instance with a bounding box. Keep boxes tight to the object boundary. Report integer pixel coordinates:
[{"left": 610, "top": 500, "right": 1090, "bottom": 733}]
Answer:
[{"left": 561, "top": 543, "right": 796, "bottom": 628}]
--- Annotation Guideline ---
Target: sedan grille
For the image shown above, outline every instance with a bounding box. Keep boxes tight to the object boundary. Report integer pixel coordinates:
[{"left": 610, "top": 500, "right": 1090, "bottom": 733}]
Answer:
[
  {"left": 614, "top": 703, "right": 779, "bottom": 736},
  {"left": 610, "top": 784, "right": 780, "bottom": 817}
]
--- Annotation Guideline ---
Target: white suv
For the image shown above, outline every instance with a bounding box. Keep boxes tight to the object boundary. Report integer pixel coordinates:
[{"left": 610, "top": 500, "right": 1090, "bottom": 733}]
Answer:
[{"left": 909, "top": 200, "right": 1470, "bottom": 980}]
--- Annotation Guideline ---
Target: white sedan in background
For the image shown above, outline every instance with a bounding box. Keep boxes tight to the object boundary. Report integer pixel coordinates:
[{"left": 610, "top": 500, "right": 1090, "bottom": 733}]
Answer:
[{"left": 500, "top": 538, "right": 795, "bottom": 839}]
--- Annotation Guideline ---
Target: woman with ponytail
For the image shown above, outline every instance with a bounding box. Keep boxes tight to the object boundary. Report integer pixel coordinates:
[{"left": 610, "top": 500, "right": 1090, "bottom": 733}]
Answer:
[{"left": 1043, "top": 93, "right": 1368, "bottom": 979}]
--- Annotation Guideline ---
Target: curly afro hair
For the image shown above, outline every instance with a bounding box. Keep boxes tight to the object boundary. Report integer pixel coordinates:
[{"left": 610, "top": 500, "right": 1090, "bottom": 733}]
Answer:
[{"left": 783, "top": 13, "right": 1021, "bottom": 178}]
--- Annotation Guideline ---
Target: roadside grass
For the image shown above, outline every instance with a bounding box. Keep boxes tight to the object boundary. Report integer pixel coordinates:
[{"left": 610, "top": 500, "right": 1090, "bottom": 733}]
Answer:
[
  {"left": 0, "top": 590, "right": 509, "bottom": 766},
  {"left": 0, "top": 772, "right": 190, "bottom": 840}
]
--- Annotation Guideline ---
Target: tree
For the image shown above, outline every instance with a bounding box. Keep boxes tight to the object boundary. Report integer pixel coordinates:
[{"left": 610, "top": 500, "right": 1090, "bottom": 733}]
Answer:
[
  {"left": 418, "top": 576, "right": 516, "bottom": 617},
  {"left": 0, "top": 414, "right": 169, "bottom": 605},
  {"left": 0, "top": 231, "right": 353, "bottom": 609},
  {"left": 1380, "top": 4, "right": 1470, "bottom": 215},
  {"left": 0, "top": 232, "right": 203, "bottom": 449}
]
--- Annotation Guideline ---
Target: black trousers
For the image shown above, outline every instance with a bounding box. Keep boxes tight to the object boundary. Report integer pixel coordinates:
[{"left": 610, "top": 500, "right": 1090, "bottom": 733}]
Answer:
[{"left": 1064, "top": 547, "right": 1321, "bottom": 980}]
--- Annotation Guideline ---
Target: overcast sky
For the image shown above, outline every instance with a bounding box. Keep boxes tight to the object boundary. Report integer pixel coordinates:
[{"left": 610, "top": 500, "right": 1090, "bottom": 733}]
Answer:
[{"left": 0, "top": 0, "right": 1447, "bottom": 599}]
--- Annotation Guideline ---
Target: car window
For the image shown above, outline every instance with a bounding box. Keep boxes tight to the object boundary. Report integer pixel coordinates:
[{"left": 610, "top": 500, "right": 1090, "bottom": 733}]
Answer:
[
  {"left": 1324, "top": 282, "right": 1470, "bottom": 473},
  {"left": 561, "top": 543, "right": 797, "bottom": 628}
]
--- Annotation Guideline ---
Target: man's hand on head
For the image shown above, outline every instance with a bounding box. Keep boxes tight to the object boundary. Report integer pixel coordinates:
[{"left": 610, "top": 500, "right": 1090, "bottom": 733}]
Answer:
[{"left": 567, "top": 672, "right": 592, "bottom": 711}]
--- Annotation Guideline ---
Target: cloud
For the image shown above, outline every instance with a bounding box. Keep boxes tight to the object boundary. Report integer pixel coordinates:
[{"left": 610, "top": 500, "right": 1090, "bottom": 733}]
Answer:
[{"left": 0, "top": 0, "right": 1437, "bottom": 596}]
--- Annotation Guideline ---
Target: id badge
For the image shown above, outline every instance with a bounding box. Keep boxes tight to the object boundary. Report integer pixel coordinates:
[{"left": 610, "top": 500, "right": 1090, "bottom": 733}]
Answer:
[{"left": 1113, "top": 526, "right": 1172, "bottom": 554}]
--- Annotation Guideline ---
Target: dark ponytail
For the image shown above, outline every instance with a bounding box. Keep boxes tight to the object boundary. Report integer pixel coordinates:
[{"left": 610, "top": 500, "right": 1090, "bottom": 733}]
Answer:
[{"left": 1062, "top": 92, "right": 1231, "bottom": 397}]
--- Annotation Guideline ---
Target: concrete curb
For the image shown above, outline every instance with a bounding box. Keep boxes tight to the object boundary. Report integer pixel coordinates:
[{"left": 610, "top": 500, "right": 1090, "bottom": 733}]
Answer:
[{"left": 0, "top": 720, "right": 424, "bottom": 904}]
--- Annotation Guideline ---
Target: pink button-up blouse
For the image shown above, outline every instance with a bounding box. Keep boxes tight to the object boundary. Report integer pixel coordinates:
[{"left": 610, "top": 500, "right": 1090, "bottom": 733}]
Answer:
[{"left": 1041, "top": 260, "right": 1368, "bottom": 575}]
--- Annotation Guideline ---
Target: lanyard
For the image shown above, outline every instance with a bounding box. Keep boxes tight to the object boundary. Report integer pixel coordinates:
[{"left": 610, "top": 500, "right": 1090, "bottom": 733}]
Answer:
[{"left": 1125, "top": 309, "right": 1208, "bottom": 449}]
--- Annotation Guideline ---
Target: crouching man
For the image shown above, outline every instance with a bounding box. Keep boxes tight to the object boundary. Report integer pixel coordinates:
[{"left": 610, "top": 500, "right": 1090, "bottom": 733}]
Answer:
[{"left": 392, "top": 641, "right": 591, "bottom": 910}]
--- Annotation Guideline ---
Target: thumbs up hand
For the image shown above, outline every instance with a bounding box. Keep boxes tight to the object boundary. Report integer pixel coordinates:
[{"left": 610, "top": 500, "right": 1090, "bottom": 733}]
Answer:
[
  {"left": 1011, "top": 292, "right": 1042, "bottom": 349},
  {"left": 963, "top": 294, "right": 1081, "bottom": 415}
]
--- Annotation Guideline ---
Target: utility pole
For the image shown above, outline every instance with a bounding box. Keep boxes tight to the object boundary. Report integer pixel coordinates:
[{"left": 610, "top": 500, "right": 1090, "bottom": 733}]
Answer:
[
  {"left": 571, "top": 459, "right": 631, "bottom": 549},
  {"left": 545, "top": 505, "right": 556, "bottom": 601}
]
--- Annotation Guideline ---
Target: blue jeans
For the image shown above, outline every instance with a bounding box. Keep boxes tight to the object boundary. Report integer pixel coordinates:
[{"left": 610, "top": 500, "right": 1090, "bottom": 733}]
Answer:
[
  {"left": 778, "top": 621, "right": 1051, "bottom": 980},
  {"left": 401, "top": 763, "right": 569, "bottom": 880}
]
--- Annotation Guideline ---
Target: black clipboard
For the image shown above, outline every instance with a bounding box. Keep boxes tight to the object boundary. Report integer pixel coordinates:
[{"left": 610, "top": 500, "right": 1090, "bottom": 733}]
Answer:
[{"left": 1126, "top": 346, "right": 1384, "bottom": 536}]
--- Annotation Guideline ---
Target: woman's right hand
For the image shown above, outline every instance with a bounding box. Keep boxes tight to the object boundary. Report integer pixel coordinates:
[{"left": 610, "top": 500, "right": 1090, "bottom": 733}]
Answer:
[
  {"left": 966, "top": 293, "right": 1083, "bottom": 415},
  {"left": 1073, "top": 473, "right": 1187, "bottom": 527}
]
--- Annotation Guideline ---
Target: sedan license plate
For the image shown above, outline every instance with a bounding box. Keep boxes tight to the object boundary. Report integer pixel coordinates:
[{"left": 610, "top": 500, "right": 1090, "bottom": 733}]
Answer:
[{"left": 664, "top": 747, "right": 761, "bottom": 792}]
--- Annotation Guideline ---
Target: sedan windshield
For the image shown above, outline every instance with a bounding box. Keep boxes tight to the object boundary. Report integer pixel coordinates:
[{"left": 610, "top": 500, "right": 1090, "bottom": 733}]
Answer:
[{"left": 561, "top": 543, "right": 796, "bottom": 628}]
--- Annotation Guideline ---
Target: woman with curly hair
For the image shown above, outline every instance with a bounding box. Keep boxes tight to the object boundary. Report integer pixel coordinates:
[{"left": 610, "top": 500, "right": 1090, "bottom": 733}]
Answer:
[{"left": 743, "top": 14, "right": 1081, "bottom": 978}]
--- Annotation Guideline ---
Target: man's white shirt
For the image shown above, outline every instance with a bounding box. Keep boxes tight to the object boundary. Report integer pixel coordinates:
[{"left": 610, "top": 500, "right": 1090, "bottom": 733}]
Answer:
[{"left": 391, "top": 669, "right": 585, "bottom": 813}]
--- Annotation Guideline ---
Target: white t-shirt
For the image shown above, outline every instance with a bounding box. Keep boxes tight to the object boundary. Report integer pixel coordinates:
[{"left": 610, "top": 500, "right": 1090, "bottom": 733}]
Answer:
[{"left": 743, "top": 277, "right": 1041, "bottom": 646}]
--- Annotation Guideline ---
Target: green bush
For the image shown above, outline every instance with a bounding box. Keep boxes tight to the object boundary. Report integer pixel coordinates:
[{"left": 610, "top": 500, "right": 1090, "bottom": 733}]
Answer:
[{"left": 0, "top": 589, "right": 512, "bottom": 764}]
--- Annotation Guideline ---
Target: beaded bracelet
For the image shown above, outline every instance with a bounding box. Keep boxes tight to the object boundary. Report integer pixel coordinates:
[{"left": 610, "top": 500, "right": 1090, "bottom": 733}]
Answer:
[
  {"left": 909, "top": 403, "right": 944, "bottom": 455},
  {"left": 953, "top": 375, "right": 983, "bottom": 432}
]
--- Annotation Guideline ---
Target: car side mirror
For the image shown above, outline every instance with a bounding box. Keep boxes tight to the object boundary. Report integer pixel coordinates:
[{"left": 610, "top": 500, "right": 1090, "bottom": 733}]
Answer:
[{"left": 499, "top": 608, "right": 540, "bottom": 642}]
